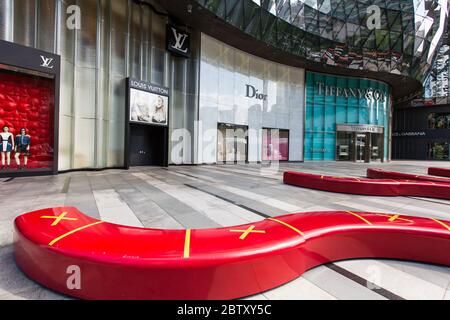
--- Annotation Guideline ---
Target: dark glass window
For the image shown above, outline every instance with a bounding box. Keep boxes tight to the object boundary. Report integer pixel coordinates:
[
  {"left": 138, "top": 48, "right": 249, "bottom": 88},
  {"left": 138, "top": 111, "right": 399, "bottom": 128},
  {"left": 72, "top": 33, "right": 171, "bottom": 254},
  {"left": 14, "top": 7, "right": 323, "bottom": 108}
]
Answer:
[
  {"left": 428, "top": 142, "right": 450, "bottom": 160},
  {"left": 428, "top": 113, "right": 450, "bottom": 129}
]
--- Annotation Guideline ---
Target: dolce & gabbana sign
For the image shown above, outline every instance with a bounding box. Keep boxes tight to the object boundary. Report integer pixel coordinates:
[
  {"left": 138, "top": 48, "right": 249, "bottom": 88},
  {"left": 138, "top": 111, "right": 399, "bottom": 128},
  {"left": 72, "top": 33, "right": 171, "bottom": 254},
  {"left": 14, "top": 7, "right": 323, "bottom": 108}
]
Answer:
[{"left": 316, "top": 82, "right": 387, "bottom": 102}]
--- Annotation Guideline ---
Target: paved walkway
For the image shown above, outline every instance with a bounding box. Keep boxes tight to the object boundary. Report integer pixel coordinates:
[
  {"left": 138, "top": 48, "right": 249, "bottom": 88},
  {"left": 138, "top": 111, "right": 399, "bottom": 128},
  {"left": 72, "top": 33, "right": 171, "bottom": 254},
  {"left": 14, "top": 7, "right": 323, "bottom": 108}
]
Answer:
[{"left": 1, "top": 161, "right": 450, "bottom": 300}]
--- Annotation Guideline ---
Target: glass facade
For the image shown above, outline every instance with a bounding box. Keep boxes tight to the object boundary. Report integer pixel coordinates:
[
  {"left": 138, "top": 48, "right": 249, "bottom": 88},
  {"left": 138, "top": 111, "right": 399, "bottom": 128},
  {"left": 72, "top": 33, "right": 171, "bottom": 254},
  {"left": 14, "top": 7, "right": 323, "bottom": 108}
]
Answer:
[
  {"left": 305, "top": 71, "right": 391, "bottom": 161},
  {"left": 197, "top": 0, "right": 448, "bottom": 83},
  {"left": 424, "top": 29, "right": 450, "bottom": 105}
]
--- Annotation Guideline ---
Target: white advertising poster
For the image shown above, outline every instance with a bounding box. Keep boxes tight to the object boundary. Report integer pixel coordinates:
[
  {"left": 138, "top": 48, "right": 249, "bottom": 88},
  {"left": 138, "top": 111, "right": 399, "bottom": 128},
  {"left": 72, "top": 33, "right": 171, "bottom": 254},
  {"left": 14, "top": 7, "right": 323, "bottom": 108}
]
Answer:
[{"left": 129, "top": 87, "right": 169, "bottom": 126}]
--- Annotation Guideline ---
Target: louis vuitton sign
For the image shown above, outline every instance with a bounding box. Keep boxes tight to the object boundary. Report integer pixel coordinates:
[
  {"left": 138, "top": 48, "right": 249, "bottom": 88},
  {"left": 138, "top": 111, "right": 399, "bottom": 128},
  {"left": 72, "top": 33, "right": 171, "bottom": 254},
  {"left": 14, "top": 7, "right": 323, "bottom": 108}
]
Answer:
[{"left": 166, "top": 24, "right": 190, "bottom": 58}]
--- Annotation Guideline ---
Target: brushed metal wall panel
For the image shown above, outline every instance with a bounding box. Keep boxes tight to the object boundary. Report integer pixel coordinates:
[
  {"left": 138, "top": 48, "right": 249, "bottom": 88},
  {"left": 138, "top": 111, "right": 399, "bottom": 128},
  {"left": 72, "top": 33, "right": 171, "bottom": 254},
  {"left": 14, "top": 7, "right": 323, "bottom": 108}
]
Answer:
[
  {"left": 97, "top": 0, "right": 111, "bottom": 72},
  {"left": 75, "top": 0, "right": 98, "bottom": 68},
  {"left": 141, "top": 6, "right": 151, "bottom": 82},
  {"left": 36, "top": 0, "right": 56, "bottom": 52},
  {"left": 60, "top": 59, "right": 75, "bottom": 116},
  {"left": 13, "top": 0, "right": 36, "bottom": 47},
  {"left": 151, "top": 47, "right": 166, "bottom": 86},
  {"left": 0, "top": 0, "right": 13, "bottom": 41},
  {"left": 59, "top": 115, "right": 74, "bottom": 170},
  {"left": 73, "top": 118, "right": 96, "bottom": 168},
  {"left": 110, "top": 0, "right": 127, "bottom": 76},
  {"left": 58, "top": 0, "right": 76, "bottom": 62},
  {"left": 74, "top": 66, "right": 97, "bottom": 118}
]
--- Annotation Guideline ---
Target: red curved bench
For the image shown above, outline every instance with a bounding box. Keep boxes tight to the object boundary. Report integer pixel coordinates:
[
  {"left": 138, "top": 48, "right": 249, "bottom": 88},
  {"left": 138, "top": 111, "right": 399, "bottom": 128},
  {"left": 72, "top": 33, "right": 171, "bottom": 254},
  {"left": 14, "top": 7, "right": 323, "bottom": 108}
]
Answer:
[
  {"left": 14, "top": 207, "right": 450, "bottom": 300},
  {"left": 284, "top": 171, "right": 450, "bottom": 200},
  {"left": 367, "top": 168, "right": 450, "bottom": 184},
  {"left": 429, "top": 167, "right": 450, "bottom": 178}
]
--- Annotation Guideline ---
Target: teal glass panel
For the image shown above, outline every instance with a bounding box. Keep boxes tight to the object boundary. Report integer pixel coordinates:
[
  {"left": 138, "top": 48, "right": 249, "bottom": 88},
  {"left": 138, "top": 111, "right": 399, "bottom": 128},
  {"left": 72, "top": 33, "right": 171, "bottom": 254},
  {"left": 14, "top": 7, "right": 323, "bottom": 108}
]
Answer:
[
  {"left": 304, "top": 132, "right": 313, "bottom": 161},
  {"left": 347, "top": 106, "right": 359, "bottom": 123},
  {"left": 359, "top": 105, "right": 369, "bottom": 124},
  {"left": 324, "top": 105, "right": 335, "bottom": 132},
  {"left": 336, "top": 105, "right": 347, "bottom": 124},
  {"left": 312, "top": 133, "right": 324, "bottom": 161},
  {"left": 324, "top": 133, "right": 336, "bottom": 160},
  {"left": 313, "top": 105, "right": 325, "bottom": 132}
]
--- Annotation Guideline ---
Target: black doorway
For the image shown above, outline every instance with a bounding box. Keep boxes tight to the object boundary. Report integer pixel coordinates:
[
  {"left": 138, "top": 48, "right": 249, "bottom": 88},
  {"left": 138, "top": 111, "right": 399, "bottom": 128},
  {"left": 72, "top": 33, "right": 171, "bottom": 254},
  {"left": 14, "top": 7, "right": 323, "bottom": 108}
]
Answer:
[{"left": 129, "top": 124, "right": 168, "bottom": 167}]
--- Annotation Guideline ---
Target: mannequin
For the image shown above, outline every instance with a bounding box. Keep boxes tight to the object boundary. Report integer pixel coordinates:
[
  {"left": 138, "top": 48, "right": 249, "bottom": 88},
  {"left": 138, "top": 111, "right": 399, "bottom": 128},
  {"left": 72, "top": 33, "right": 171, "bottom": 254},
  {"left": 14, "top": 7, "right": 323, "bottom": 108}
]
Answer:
[
  {"left": 0, "top": 126, "right": 14, "bottom": 170},
  {"left": 15, "top": 128, "right": 31, "bottom": 170},
  {"left": 152, "top": 96, "right": 167, "bottom": 124}
]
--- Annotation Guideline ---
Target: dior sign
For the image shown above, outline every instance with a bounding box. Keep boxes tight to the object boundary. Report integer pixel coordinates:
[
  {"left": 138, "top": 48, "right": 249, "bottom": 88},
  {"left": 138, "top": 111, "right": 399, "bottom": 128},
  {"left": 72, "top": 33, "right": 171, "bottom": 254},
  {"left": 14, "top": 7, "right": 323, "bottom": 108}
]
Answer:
[
  {"left": 246, "top": 85, "right": 267, "bottom": 101},
  {"left": 166, "top": 24, "right": 190, "bottom": 58},
  {"left": 316, "top": 82, "right": 387, "bottom": 102}
]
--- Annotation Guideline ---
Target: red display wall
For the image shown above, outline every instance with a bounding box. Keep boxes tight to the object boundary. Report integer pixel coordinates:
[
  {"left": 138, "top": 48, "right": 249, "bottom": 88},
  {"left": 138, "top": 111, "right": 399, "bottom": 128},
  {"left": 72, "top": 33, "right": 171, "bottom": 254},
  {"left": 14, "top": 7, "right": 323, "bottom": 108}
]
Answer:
[{"left": 0, "top": 70, "right": 54, "bottom": 170}]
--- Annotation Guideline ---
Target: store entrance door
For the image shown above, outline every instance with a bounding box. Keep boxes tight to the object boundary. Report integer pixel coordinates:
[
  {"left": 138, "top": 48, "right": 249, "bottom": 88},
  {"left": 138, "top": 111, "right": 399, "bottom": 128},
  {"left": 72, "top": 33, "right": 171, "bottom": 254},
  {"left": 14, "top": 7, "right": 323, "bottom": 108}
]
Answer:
[
  {"left": 129, "top": 124, "right": 168, "bottom": 167},
  {"left": 355, "top": 134, "right": 367, "bottom": 162},
  {"left": 337, "top": 130, "right": 384, "bottom": 163}
]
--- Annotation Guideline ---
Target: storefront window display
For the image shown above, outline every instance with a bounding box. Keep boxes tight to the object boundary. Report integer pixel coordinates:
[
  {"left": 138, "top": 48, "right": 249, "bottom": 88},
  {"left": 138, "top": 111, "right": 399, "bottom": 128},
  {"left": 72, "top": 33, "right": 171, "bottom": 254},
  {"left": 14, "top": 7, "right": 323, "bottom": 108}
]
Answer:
[
  {"left": 217, "top": 124, "right": 248, "bottom": 164},
  {"left": 262, "top": 129, "right": 289, "bottom": 161},
  {"left": 428, "top": 141, "right": 450, "bottom": 160},
  {"left": 198, "top": 33, "right": 305, "bottom": 164},
  {"left": 428, "top": 112, "right": 450, "bottom": 129},
  {"left": 0, "top": 69, "right": 55, "bottom": 171}
]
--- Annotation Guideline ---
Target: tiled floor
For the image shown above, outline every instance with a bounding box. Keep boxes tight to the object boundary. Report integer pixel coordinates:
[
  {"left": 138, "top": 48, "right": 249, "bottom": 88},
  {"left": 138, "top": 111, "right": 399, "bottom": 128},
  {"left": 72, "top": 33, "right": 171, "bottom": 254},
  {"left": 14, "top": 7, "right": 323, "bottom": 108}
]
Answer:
[{"left": 1, "top": 161, "right": 450, "bottom": 300}]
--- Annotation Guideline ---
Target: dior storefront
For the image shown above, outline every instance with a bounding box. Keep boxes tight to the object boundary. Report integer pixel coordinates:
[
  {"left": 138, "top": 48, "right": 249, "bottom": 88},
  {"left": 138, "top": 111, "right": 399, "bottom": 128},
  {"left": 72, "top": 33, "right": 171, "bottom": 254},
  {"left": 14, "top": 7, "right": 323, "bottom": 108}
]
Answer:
[{"left": 197, "top": 34, "right": 305, "bottom": 164}]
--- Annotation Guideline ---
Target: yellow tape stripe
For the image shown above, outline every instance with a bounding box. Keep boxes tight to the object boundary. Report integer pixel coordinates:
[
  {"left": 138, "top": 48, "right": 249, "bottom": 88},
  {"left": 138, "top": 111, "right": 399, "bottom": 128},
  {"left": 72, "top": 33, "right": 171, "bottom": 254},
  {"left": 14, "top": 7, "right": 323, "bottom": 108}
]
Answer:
[
  {"left": 48, "top": 221, "right": 104, "bottom": 246},
  {"left": 346, "top": 211, "right": 373, "bottom": 226},
  {"left": 184, "top": 229, "right": 191, "bottom": 259},
  {"left": 268, "top": 218, "right": 304, "bottom": 236},
  {"left": 388, "top": 214, "right": 400, "bottom": 222},
  {"left": 385, "top": 214, "right": 413, "bottom": 223},
  {"left": 431, "top": 218, "right": 450, "bottom": 232}
]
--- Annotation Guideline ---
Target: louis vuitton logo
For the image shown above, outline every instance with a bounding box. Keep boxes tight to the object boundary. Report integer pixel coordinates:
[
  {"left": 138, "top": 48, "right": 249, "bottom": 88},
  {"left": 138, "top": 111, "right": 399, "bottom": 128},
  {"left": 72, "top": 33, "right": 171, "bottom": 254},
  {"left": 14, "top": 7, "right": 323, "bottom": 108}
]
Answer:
[
  {"left": 170, "top": 27, "right": 188, "bottom": 54},
  {"left": 40, "top": 55, "right": 54, "bottom": 69}
]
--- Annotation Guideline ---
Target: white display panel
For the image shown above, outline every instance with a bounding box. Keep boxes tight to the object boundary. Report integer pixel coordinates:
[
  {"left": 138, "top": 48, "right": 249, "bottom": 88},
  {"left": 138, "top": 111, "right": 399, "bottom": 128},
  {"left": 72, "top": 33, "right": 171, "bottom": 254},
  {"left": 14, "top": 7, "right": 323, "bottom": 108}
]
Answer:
[{"left": 129, "top": 88, "right": 169, "bottom": 126}]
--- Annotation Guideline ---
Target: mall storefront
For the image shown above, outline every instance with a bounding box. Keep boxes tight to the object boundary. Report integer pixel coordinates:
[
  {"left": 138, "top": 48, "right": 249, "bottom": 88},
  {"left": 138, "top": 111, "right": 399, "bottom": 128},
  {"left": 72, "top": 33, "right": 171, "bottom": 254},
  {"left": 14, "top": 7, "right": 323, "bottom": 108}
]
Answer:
[
  {"left": 0, "top": 0, "right": 200, "bottom": 178},
  {"left": 197, "top": 34, "right": 305, "bottom": 164},
  {"left": 305, "top": 72, "right": 392, "bottom": 163},
  {"left": 393, "top": 104, "right": 450, "bottom": 161},
  {"left": 0, "top": 1, "right": 397, "bottom": 177}
]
